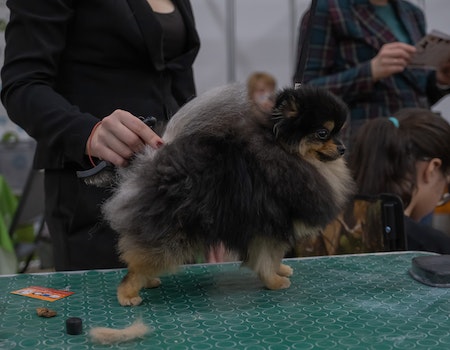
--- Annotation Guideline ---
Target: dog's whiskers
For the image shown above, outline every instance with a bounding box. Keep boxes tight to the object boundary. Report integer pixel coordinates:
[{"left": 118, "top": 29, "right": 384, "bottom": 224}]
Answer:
[{"left": 273, "top": 124, "right": 280, "bottom": 137}]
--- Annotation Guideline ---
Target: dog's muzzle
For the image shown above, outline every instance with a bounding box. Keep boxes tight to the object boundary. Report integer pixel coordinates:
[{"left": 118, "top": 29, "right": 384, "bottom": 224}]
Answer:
[{"left": 317, "top": 144, "right": 346, "bottom": 162}]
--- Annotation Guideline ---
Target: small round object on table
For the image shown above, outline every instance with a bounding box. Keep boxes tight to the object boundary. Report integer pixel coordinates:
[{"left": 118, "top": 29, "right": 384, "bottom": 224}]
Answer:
[
  {"left": 66, "top": 317, "right": 83, "bottom": 335},
  {"left": 409, "top": 255, "right": 450, "bottom": 287}
]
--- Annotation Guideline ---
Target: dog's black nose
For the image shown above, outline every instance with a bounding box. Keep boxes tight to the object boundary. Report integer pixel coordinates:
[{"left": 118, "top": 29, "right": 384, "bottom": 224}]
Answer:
[{"left": 338, "top": 145, "right": 346, "bottom": 156}]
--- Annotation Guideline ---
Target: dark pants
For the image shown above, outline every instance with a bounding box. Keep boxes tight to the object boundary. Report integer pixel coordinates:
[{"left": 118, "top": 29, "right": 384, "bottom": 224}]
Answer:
[{"left": 44, "top": 169, "right": 124, "bottom": 271}]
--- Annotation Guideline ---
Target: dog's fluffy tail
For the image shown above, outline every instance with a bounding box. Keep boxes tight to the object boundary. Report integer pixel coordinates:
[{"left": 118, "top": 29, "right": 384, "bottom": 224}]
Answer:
[{"left": 89, "top": 319, "right": 151, "bottom": 344}]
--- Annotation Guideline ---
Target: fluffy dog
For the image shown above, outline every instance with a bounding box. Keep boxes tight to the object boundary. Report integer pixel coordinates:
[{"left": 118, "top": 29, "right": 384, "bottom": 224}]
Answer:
[{"left": 102, "top": 84, "right": 354, "bottom": 306}]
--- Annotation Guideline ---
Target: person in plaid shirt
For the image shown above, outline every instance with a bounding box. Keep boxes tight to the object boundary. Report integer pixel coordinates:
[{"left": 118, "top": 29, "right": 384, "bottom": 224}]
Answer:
[{"left": 293, "top": 0, "right": 450, "bottom": 146}]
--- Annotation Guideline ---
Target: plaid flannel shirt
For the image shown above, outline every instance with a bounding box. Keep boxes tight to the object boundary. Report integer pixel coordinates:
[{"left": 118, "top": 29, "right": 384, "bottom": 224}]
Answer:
[{"left": 294, "top": 0, "right": 449, "bottom": 138}]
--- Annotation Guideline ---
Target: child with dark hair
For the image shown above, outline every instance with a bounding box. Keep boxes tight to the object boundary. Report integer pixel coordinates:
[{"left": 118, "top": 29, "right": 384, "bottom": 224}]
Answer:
[{"left": 348, "top": 108, "right": 450, "bottom": 253}]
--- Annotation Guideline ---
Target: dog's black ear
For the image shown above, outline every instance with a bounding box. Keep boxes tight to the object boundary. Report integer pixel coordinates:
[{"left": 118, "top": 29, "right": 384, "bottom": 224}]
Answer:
[
  {"left": 273, "top": 89, "right": 299, "bottom": 119},
  {"left": 271, "top": 88, "right": 304, "bottom": 142}
]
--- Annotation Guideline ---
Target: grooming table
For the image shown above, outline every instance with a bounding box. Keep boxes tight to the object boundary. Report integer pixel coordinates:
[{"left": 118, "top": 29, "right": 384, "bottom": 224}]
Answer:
[{"left": 1, "top": 252, "right": 449, "bottom": 349}]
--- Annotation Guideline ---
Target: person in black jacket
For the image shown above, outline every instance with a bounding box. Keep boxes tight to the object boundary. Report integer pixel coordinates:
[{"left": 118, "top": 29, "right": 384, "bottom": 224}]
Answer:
[
  {"left": 1, "top": 0, "right": 200, "bottom": 271},
  {"left": 349, "top": 108, "right": 450, "bottom": 254}
]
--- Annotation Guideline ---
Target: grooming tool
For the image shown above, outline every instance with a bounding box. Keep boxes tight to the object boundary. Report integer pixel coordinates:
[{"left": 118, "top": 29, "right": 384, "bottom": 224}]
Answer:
[{"left": 76, "top": 116, "right": 157, "bottom": 187}]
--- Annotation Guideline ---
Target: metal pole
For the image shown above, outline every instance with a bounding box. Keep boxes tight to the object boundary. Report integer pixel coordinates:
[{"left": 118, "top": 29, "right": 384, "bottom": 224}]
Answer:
[
  {"left": 226, "top": 0, "right": 236, "bottom": 83},
  {"left": 289, "top": 0, "right": 297, "bottom": 84}
]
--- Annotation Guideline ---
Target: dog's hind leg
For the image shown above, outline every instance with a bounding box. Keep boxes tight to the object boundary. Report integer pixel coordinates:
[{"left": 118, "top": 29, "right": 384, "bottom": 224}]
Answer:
[
  {"left": 117, "top": 233, "right": 198, "bottom": 306},
  {"left": 244, "top": 237, "right": 292, "bottom": 290},
  {"left": 117, "top": 242, "right": 178, "bottom": 306},
  {"left": 117, "top": 271, "right": 149, "bottom": 307},
  {"left": 117, "top": 248, "right": 166, "bottom": 306}
]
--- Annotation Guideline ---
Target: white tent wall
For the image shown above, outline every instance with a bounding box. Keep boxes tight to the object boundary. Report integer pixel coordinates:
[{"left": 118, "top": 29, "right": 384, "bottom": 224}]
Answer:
[
  {"left": 191, "top": 0, "right": 450, "bottom": 120},
  {"left": 191, "top": 0, "right": 303, "bottom": 90}
]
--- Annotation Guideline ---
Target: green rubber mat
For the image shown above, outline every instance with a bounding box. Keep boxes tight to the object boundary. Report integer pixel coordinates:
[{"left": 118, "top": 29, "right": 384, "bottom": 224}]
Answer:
[{"left": 1, "top": 252, "right": 449, "bottom": 349}]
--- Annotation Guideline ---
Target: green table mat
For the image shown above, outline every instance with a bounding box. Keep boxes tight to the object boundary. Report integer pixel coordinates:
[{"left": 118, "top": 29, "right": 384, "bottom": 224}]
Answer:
[{"left": 1, "top": 252, "right": 449, "bottom": 349}]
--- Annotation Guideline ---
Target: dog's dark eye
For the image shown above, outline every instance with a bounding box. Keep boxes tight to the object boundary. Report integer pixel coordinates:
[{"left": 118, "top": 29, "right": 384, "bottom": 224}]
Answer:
[{"left": 316, "top": 129, "right": 329, "bottom": 140}]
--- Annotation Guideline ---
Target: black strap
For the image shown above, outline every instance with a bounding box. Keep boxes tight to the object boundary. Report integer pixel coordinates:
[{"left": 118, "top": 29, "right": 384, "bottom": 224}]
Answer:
[{"left": 294, "top": 0, "right": 318, "bottom": 89}]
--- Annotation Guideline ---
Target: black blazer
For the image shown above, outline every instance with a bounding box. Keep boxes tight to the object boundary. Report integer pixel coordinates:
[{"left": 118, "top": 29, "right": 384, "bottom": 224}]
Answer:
[{"left": 1, "top": 0, "right": 200, "bottom": 170}]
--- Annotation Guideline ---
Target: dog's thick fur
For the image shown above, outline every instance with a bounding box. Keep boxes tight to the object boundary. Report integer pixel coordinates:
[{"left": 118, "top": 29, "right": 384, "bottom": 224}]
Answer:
[{"left": 102, "top": 84, "right": 354, "bottom": 306}]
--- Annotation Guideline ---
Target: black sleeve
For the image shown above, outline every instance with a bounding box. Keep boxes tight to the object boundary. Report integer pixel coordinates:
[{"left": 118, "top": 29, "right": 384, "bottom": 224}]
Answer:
[
  {"left": 0, "top": 0, "right": 98, "bottom": 168},
  {"left": 426, "top": 72, "right": 450, "bottom": 106},
  {"left": 405, "top": 216, "right": 450, "bottom": 254}
]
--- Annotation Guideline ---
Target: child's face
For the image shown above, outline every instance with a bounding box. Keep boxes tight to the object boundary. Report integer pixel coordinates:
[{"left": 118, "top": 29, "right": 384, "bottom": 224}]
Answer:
[
  {"left": 252, "top": 82, "right": 275, "bottom": 113},
  {"left": 411, "top": 159, "right": 450, "bottom": 221}
]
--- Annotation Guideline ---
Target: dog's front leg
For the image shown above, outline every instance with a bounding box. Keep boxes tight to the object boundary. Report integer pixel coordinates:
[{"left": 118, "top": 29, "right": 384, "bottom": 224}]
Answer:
[
  {"left": 244, "top": 237, "right": 292, "bottom": 290},
  {"left": 278, "top": 263, "right": 293, "bottom": 277}
]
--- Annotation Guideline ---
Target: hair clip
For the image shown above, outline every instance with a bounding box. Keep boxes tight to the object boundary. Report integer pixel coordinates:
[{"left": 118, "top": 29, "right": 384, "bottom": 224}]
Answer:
[{"left": 388, "top": 117, "right": 399, "bottom": 128}]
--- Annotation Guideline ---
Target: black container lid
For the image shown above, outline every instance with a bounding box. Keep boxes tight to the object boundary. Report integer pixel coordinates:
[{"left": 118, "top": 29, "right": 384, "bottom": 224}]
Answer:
[
  {"left": 409, "top": 255, "right": 450, "bottom": 287},
  {"left": 66, "top": 317, "right": 83, "bottom": 335}
]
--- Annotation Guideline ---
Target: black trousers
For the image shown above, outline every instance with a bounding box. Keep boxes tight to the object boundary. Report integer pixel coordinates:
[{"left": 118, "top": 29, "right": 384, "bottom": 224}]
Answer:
[{"left": 44, "top": 169, "right": 124, "bottom": 271}]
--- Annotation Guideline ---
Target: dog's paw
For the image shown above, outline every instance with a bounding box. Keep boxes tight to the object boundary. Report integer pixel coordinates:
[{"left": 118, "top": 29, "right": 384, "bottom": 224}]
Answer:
[
  {"left": 145, "top": 278, "right": 161, "bottom": 289},
  {"left": 264, "top": 275, "right": 291, "bottom": 290},
  {"left": 118, "top": 294, "right": 143, "bottom": 307},
  {"left": 117, "top": 283, "right": 143, "bottom": 306},
  {"left": 278, "top": 264, "right": 293, "bottom": 277}
]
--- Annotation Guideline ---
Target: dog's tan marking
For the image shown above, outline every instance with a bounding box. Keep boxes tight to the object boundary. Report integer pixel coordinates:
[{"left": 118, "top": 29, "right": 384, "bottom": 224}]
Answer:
[
  {"left": 300, "top": 138, "right": 342, "bottom": 161},
  {"left": 117, "top": 238, "right": 174, "bottom": 306},
  {"left": 116, "top": 275, "right": 161, "bottom": 306},
  {"left": 117, "top": 273, "right": 144, "bottom": 306},
  {"left": 117, "top": 233, "right": 202, "bottom": 306},
  {"left": 323, "top": 121, "right": 335, "bottom": 131}
]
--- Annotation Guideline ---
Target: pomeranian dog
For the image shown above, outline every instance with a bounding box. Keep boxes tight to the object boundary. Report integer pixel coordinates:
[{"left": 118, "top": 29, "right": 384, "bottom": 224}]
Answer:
[{"left": 101, "top": 84, "right": 354, "bottom": 307}]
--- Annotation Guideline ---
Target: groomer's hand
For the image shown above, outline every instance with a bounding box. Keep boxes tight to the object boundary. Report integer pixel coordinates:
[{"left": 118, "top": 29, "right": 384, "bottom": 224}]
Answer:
[
  {"left": 371, "top": 42, "right": 417, "bottom": 81},
  {"left": 86, "top": 109, "right": 164, "bottom": 167}
]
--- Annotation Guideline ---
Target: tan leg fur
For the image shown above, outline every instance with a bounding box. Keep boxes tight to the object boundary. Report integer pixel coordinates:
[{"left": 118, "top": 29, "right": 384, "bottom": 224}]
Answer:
[{"left": 244, "top": 237, "right": 292, "bottom": 290}]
